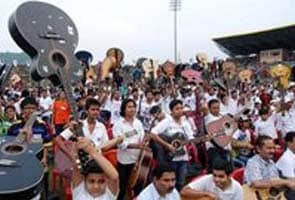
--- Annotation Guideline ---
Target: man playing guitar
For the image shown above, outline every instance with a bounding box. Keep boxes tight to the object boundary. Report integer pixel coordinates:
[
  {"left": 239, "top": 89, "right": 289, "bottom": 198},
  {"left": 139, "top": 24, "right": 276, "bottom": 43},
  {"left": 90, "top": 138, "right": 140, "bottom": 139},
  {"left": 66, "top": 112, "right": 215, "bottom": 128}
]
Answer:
[
  {"left": 244, "top": 135, "right": 295, "bottom": 200},
  {"left": 150, "top": 99, "right": 194, "bottom": 191}
]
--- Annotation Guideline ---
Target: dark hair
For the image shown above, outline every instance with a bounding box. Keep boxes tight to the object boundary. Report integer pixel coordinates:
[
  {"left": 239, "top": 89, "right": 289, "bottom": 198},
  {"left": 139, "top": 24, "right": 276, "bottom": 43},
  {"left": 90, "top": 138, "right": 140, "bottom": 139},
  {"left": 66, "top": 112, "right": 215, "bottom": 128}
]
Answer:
[
  {"left": 285, "top": 131, "right": 295, "bottom": 143},
  {"left": 169, "top": 99, "right": 183, "bottom": 111},
  {"left": 20, "top": 97, "right": 38, "bottom": 109},
  {"left": 85, "top": 98, "right": 100, "bottom": 110},
  {"left": 153, "top": 163, "right": 175, "bottom": 179},
  {"left": 131, "top": 88, "right": 138, "bottom": 93},
  {"left": 145, "top": 89, "right": 153, "bottom": 96},
  {"left": 83, "top": 159, "right": 103, "bottom": 176},
  {"left": 259, "top": 107, "right": 269, "bottom": 116},
  {"left": 256, "top": 135, "right": 273, "bottom": 148},
  {"left": 212, "top": 158, "right": 233, "bottom": 175},
  {"left": 150, "top": 105, "right": 161, "bottom": 115},
  {"left": 120, "top": 98, "right": 136, "bottom": 117},
  {"left": 208, "top": 99, "right": 219, "bottom": 108},
  {"left": 4, "top": 105, "right": 16, "bottom": 112},
  {"left": 21, "top": 90, "right": 30, "bottom": 98}
]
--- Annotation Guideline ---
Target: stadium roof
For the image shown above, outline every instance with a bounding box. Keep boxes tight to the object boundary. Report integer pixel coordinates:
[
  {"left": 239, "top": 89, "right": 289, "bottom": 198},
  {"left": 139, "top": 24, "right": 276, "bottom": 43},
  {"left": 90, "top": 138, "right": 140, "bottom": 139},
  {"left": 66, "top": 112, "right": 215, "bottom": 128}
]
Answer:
[{"left": 213, "top": 24, "right": 295, "bottom": 56}]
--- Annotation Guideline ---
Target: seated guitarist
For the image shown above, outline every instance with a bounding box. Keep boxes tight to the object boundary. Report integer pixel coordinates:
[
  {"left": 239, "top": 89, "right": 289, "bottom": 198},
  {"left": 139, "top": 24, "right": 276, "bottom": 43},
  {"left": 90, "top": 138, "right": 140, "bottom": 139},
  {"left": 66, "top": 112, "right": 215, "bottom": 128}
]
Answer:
[
  {"left": 150, "top": 99, "right": 194, "bottom": 191},
  {"left": 244, "top": 135, "right": 295, "bottom": 199}
]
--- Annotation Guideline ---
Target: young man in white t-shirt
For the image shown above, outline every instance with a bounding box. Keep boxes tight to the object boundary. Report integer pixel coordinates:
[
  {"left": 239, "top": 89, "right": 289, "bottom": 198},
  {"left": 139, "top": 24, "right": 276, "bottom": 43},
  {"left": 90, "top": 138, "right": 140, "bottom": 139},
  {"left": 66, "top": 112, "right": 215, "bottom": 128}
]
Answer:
[
  {"left": 137, "top": 163, "right": 180, "bottom": 200},
  {"left": 150, "top": 99, "right": 194, "bottom": 191},
  {"left": 181, "top": 159, "right": 243, "bottom": 200},
  {"left": 72, "top": 137, "right": 119, "bottom": 200},
  {"left": 55, "top": 98, "right": 121, "bottom": 166}
]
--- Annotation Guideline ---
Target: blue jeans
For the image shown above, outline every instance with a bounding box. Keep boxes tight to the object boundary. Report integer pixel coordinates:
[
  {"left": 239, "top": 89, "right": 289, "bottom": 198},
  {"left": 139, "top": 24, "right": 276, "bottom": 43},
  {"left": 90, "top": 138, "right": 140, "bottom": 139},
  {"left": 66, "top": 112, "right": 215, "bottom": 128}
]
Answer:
[{"left": 170, "top": 161, "right": 188, "bottom": 191}]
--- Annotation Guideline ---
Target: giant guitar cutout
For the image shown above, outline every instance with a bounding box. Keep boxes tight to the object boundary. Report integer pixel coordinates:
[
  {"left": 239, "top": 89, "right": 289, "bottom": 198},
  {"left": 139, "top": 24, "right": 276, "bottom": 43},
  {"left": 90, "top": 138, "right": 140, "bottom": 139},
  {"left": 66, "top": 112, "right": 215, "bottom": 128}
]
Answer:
[
  {"left": 9, "top": 1, "right": 89, "bottom": 174},
  {"left": 9, "top": 1, "right": 84, "bottom": 87}
]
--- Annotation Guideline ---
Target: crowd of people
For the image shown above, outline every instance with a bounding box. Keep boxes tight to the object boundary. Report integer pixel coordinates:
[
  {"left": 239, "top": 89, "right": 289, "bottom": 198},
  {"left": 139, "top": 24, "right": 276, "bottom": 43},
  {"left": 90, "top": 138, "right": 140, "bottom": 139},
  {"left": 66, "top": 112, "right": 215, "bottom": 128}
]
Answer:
[{"left": 0, "top": 59, "right": 295, "bottom": 200}]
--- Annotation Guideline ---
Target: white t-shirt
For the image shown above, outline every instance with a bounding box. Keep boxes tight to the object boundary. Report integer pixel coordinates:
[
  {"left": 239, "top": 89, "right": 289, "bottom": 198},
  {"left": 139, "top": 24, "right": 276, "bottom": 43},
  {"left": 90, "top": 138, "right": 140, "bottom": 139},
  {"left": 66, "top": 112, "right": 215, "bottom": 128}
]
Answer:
[
  {"left": 151, "top": 116, "right": 194, "bottom": 161},
  {"left": 232, "top": 129, "right": 252, "bottom": 156},
  {"left": 112, "top": 118, "right": 145, "bottom": 164},
  {"left": 60, "top": 119, "right": 109, "bottom": 147},
  {"left": 39, "top": 96, "right": 53, "bottom": 110},
  {"left": 188, "top": 174, "right": 243, "bottom": 200},
  {"left": 139, "top": 100, "right": 156, "bottom": 131},
  {"left": 254, "top": 115, "right": 278, "bottom": 139},
  {"left": 276, "top": 148, "right": 295, "bottom": 178},
  {"left": 73, "top": 181, "right": 117, "bottom": 200},
  {"left": 103, "top": 98, "right": 122, "bottom": 124},
  {"left": 137, "top": 182, "right": 180, "bottom": 200},
  {"left": 275, "top": 109, "right": 295, "bottom": 138}
]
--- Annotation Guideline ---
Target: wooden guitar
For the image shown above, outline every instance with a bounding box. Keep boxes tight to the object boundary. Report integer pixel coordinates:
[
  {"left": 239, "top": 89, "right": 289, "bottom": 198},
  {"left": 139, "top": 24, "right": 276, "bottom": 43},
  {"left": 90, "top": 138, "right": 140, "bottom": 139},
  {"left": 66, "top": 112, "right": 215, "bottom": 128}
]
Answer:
[
  {"left": 128, "top": 119, "right": 156, "bottom": 193},
  {"left": 243, "top": 185, "right": 286, "bottom": 200},
  {"left": 205, "top": 102, "right": 251, "bottom": 148},
  {"left": 9, "top": 1, "right": 89, "bottom": 173},
  {"left": 0, "top": 111, "right": 44, "bottom": 199}
]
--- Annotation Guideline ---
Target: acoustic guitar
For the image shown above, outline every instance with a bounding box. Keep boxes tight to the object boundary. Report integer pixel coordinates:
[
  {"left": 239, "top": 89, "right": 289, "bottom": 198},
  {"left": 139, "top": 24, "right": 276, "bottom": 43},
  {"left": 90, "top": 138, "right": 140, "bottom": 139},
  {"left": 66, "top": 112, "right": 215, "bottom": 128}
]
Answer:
[
  {"left": 206, "top": 102, "right": 251, "bottom": 148},
  {"left": 243, "top": 185, "right": 286, "bottom": 200},
  {"left": 159, "top": 132, "right": 224, "bottom": 161},
  {"left": 0, "top": 111, "right": 44, "bottom": 199},
  {"left": 9, "top": 1, "right": 89, "bottom": 173}
]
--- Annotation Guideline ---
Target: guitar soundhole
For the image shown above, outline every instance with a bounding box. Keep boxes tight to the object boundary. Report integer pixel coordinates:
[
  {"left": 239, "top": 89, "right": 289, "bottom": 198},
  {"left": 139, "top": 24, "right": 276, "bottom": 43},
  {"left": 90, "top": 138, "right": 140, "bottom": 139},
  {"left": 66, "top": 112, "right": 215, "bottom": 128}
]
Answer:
[
  {"left": 269, "top": 187, "right": 279, "bottom": 196},
  {"left": 52, "top": 52, "right": 66, "bottom": 67},
  {"left": 224, "top": 122, "right": 231, "bottom": 128},
  {"left": 2, "top": 144, "right": 26, "bottom": 155}
]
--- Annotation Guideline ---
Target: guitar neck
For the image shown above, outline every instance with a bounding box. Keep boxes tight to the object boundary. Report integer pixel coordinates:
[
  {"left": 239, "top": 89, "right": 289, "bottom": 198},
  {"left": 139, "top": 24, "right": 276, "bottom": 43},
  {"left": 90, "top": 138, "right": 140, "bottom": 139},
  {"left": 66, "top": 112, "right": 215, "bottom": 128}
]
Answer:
[{"left": 58, "top": 68, "right": 84, "bottom": 137}]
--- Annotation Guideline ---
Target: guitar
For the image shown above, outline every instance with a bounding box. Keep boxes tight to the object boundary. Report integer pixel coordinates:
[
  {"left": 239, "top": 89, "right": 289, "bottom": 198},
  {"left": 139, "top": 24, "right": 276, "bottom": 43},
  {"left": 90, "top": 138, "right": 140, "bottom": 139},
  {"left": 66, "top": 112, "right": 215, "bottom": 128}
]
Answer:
[
  {"left": 9, "top": 1, "right": 84, "bottom": 87},
  {"left": 0, "top": 64, "right": 13, "bottom": 93},
  {"left": 243, "top": 185, "right": 286, "bottom": 200},
  {"left": 9, "top": 1, "right": 88, "bottom": 172},
  {"left": 128, "top": 118, "right": 156, "bottom": 193},
  {"left": 205, "top": 102, "right": 251, "bottom": 148},
  {"left": 159, "top": 132, "right": 224, "bottom": 160},
  {"left": 75, "top": 50, "right": 96, "bottom": 83},
  {"left": 0, "top": 111, "right": 44, "bottom": 199}
]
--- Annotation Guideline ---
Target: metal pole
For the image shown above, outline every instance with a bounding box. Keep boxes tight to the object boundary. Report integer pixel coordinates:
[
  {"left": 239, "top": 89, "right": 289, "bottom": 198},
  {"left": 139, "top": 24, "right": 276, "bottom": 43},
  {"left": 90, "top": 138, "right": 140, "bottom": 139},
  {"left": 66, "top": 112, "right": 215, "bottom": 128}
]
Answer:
[
  {"left": 174, "top": 9, "right": 177, "bottom": 64},
  {"left": 170, "top": 0, "right": 181, "bottom": 64}
]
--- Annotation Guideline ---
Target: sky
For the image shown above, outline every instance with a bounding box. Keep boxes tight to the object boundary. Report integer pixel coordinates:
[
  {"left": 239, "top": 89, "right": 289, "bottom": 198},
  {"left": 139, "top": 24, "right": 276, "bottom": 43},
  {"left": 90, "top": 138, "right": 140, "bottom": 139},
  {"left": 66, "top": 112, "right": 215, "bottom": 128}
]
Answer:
[{"left": 1, "top": 0, "right": 295, "bottom": 64}]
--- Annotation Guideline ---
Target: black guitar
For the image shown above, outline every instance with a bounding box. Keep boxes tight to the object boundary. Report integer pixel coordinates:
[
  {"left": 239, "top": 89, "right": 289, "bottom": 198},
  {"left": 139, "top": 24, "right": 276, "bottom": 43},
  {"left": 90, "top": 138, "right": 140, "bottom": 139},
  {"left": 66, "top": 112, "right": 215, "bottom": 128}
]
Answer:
[
  {"left": 0, "top": 64, "right": 13, "bottom": 94},
  {"left": 9, "top": 1, "right": 84, "bottom": 87},
  {"left": 159, "top": 132, "right": 224, "bottom": 161},
  {"left": 9, "top": 1, "right": 89, "bottom": 173},
  {"left": 0, "top": 112, "right": 44, "bottom": 200}
]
